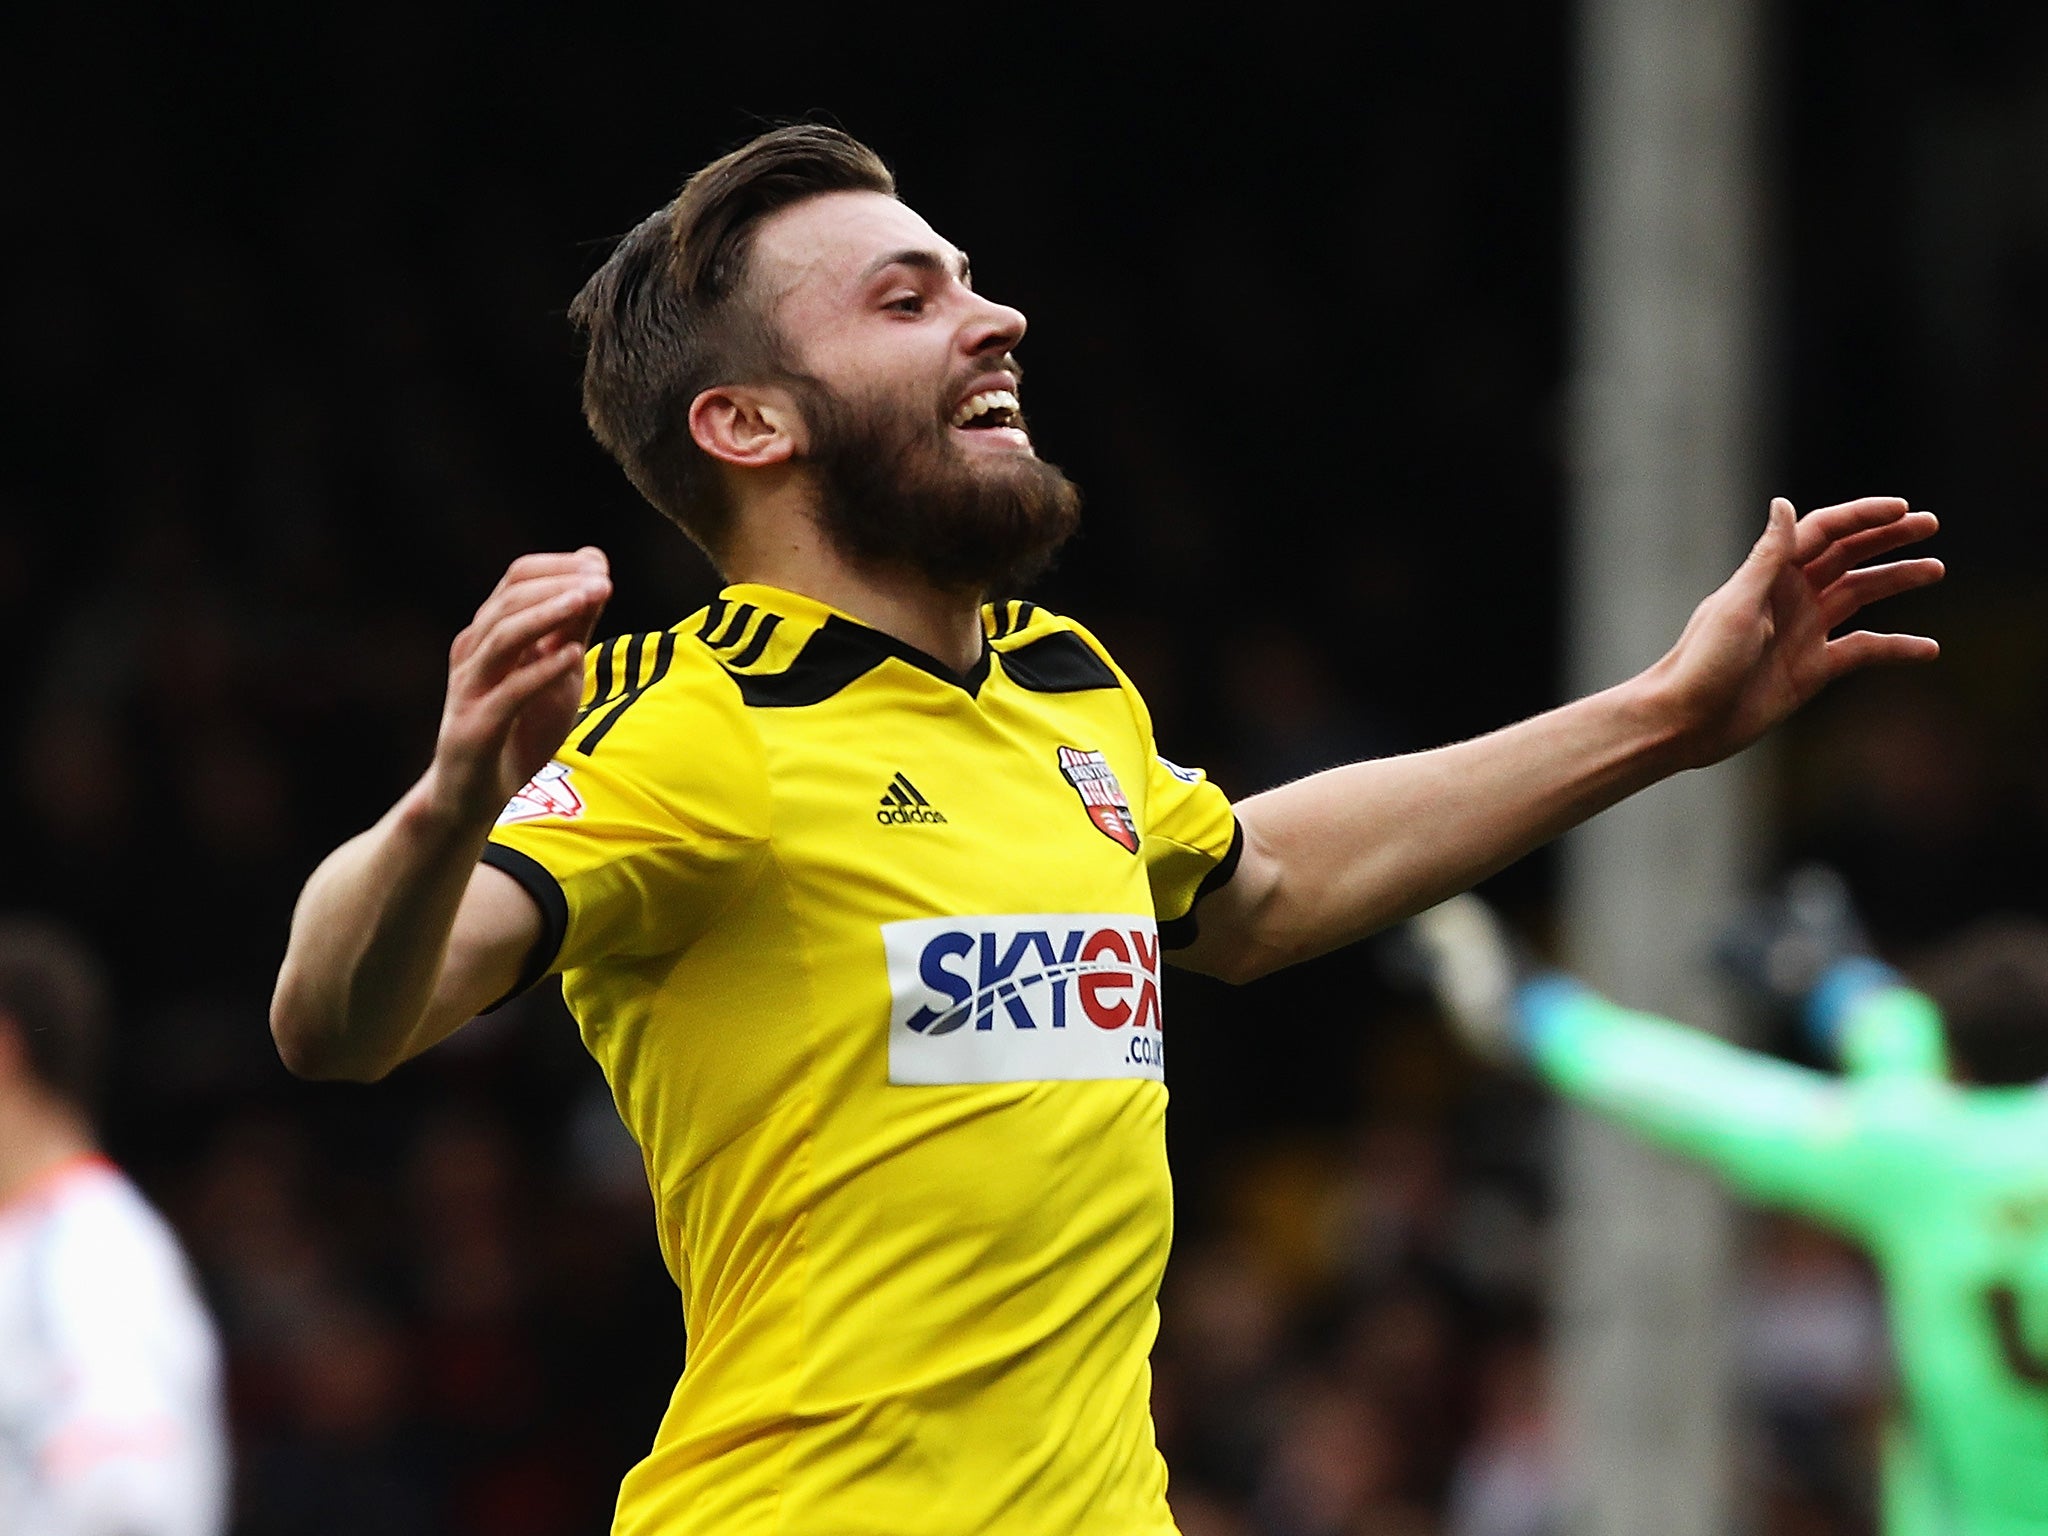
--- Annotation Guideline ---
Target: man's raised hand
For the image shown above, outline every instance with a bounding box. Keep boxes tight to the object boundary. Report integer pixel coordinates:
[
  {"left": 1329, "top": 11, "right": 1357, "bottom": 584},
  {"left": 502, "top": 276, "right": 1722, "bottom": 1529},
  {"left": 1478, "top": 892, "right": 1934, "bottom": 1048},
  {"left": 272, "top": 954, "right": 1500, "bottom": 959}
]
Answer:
[
  {"left": 1656, "top": 496, "right": 1942, "bottom": 767},
  {"left": 430, "top": 549, "right": 612, "bottom": 822}
]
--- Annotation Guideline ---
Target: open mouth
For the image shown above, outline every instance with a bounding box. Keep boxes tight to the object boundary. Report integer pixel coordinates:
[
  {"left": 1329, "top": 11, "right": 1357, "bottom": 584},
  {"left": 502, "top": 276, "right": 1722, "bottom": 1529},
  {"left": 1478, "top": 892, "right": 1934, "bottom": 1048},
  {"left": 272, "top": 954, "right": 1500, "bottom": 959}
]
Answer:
[{"left": 949, "top": 388, "right": 1024, "bottom": 433}]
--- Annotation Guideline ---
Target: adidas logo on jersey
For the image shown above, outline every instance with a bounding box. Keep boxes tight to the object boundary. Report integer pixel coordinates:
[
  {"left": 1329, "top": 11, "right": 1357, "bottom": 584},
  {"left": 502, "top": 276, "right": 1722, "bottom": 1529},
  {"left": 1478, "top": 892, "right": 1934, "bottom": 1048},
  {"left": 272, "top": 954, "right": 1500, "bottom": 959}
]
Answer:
[{"left": 877, "top": 772, "right": 948, "bottom": 825}]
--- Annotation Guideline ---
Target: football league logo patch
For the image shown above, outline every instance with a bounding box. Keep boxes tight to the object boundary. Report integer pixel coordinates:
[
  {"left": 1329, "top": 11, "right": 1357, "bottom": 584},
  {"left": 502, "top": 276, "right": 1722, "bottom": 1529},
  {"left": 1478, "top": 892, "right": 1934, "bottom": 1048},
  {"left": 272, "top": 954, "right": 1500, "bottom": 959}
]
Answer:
[
  {"left": 497, "top": 760, "right": 583, "bottom": 825},
  {"left": 1058, "top": 745, "right": 1139, "bottom": 853}
]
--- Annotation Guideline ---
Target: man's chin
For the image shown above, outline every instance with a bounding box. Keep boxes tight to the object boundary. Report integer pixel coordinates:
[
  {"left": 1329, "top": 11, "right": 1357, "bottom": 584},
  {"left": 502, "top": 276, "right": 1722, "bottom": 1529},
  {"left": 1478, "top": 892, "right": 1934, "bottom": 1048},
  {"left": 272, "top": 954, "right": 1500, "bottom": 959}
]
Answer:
[{"left": 801, "top": 389, "right": 1081, "bottom": 595}]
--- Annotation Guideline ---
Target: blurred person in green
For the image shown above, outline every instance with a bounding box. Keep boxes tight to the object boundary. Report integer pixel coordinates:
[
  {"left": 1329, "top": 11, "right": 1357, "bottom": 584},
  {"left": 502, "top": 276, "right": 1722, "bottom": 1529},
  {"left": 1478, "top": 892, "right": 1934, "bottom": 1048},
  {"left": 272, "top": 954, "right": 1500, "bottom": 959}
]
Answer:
[{"left": 1409, "top": 878, "right": 2048, "bottom": 1536}]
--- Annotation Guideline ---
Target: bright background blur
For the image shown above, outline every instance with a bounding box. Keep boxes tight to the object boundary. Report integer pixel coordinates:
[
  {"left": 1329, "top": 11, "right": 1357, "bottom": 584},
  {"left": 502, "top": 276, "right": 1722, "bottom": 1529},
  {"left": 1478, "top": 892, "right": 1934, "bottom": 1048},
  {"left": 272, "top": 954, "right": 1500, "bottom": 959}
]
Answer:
[{"left": 6, "top": 4, "right": 2048, "bottom": 1533}]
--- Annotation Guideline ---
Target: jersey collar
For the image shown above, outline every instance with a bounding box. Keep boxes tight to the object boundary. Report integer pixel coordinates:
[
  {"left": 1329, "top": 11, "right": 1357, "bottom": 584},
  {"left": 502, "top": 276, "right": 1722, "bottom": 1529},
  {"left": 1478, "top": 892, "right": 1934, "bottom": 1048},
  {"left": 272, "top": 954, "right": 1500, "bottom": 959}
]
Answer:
[{"left": 718, "top": 583, "right": 993, "bottom": 697}]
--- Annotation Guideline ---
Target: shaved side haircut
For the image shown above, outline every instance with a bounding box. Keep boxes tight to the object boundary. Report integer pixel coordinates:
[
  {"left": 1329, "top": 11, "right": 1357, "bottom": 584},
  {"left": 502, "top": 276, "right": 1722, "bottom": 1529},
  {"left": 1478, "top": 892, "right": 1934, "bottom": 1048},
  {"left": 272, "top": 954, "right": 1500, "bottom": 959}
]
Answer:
[{"left": 570, "top": 124, "right": 896, "bottom": 562}]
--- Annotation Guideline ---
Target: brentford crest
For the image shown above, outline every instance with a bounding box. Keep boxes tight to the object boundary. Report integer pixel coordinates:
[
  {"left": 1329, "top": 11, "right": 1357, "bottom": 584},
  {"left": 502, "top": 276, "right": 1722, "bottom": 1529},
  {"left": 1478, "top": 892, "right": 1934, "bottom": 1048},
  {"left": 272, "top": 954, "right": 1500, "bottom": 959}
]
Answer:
[
  {"left": 1057, "top": 745, "right": 1138, "bottom": 854},
  {"left": 498, "top": 760, "right": 584, "bottom": 825}
]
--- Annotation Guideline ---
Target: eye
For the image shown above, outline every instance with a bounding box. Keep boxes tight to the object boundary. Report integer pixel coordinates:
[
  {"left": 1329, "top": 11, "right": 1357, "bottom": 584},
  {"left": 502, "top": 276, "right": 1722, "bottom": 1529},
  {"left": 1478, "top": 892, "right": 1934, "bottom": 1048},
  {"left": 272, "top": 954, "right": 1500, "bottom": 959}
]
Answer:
[{"left": 884, "top": 293, "right": 926, "bottom": 315}]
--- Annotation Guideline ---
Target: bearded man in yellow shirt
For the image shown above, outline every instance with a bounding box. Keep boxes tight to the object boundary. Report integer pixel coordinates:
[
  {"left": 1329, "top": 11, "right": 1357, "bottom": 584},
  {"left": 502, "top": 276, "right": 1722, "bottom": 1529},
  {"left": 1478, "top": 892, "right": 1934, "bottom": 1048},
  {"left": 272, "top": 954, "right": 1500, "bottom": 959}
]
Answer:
[{"left": 270, "top": 124, "right": 1941, "bottom": 1535}]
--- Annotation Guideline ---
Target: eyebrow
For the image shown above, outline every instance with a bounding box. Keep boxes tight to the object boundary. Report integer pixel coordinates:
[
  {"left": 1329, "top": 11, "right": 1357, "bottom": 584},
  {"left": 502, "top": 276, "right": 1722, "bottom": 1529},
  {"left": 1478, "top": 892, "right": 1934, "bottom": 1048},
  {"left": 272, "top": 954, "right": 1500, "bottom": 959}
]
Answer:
[{"left": 863, "top": 247, "right": 973, "bottom": 286}]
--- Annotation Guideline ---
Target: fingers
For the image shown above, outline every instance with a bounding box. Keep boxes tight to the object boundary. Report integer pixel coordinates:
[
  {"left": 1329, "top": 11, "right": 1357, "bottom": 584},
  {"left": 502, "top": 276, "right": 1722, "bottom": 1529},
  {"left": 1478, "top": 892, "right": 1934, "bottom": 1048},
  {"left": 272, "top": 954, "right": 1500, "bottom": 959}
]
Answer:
[
  {"left": 483, "top": 553, "right": 611, "bottom": 625},
  {"left": 1764, "top": 495, "right": 1796, "bottom": 552},
  {"left": 452, "top": 640, "right": 590, "bottom": 770},
  {"left": 453, "top": 551, "right": 612, "bottom": 667},
  {"left": 1788, "top": 496, "right": 1913, "bottom": 564},
  {"left": 1723, "top": 497, "right": 1799, "bottom": 599},
  {"left": 1825, "top": 629, "right": 1940, "bottom": 676},
  {"left": 451, "top": 574, "right": 602, "bottom": 669},
  {"left": 463, "top": 581, "right": 605, "bottom": 686},
  {"left": 1802, "top": 511, "right": 1940, "bottom": 589},
  {"left": 480, "top": 547, "right": 611, "bottom": 604},
  {"left": 489, "top": 633, "right": 590, "bottom": 711},
  {"left": 1817, "top": 557, "right": 1946, "bottom": 630}
]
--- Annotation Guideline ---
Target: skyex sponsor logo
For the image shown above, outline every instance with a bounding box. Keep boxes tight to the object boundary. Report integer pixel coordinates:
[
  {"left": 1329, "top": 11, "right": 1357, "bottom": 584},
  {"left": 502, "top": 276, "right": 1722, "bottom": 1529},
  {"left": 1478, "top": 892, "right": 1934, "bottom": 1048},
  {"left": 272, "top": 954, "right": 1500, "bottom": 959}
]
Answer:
[{"left": 884, "top": 913, "right": 1164, "bottom": 1084}]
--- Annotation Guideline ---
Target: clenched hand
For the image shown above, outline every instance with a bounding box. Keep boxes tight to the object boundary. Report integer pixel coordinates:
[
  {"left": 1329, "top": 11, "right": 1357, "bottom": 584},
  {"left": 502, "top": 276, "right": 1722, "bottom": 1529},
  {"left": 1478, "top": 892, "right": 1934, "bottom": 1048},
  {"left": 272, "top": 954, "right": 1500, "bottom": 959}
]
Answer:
[{"left": 429, "top": 548, "right": 613, "bottom": 823}]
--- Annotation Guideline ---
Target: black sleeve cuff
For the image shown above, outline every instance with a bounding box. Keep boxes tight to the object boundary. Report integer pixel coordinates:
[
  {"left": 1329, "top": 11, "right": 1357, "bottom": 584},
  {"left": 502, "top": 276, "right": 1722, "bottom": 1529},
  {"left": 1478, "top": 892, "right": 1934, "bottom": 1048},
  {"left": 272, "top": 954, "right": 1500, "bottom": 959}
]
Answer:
[
  {"left": 1158, "top": 819, "right": 1245, "bottom": 952},
  {"left": 478, "top": 842, "right": 569, "bottom": 1011}
]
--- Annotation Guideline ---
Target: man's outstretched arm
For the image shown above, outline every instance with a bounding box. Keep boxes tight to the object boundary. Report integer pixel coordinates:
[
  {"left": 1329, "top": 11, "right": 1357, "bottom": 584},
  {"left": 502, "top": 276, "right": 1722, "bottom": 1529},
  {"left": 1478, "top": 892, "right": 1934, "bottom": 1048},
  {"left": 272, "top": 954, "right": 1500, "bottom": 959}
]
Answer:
[
  {"left": 270, "top": 549, "right": 612, "bottom": 1081},
  {"left": 1174, "top": 496, "right": 1940, "bottom": 982}
]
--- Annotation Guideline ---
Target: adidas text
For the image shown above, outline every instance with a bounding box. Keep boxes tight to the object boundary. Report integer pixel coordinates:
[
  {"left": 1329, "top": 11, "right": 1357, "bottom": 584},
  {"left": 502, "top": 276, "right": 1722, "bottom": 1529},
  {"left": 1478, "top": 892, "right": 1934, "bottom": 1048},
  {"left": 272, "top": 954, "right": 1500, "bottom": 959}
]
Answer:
[{"left": 878, "top": 804, "right": 949, "bottom": 825}]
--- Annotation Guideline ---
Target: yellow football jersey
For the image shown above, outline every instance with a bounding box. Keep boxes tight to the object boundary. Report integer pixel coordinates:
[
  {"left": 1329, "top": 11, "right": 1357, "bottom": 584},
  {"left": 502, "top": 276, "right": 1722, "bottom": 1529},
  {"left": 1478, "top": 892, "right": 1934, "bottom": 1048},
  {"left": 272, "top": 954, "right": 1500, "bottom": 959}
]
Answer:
[{"left": 483, "top": 583, "right": 1238, "bottom": 1536}]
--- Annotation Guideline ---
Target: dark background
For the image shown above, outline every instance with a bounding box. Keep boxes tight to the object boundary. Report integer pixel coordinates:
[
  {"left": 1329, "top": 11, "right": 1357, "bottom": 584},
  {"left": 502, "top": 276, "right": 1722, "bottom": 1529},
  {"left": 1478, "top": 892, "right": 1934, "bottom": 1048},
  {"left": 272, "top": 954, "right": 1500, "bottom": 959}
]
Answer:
[{"left": 6, "top": 4, "right": 2047, "bottom": 1532}]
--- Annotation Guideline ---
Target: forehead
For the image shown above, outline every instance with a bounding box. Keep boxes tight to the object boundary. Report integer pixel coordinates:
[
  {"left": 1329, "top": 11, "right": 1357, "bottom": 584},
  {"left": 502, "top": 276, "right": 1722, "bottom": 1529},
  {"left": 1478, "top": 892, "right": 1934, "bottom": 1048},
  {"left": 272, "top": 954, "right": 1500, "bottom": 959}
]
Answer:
[{"left": 751, "top": 190, "right": 958, "bottom": 305}]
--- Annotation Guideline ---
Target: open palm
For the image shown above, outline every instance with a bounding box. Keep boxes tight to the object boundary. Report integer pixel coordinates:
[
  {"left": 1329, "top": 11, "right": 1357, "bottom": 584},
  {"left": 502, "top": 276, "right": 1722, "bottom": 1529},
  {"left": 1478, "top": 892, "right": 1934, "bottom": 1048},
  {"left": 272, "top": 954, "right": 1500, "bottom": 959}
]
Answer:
[{"left": 1660, "top": 496, "right": 1942, "bottom": 767}]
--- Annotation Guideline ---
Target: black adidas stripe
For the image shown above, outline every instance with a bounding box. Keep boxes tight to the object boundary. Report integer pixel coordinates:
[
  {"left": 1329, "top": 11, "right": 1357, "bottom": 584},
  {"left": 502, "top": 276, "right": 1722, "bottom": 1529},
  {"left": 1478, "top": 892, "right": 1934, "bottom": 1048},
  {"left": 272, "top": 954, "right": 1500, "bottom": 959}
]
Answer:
[
  {"left": 577, "top": 630, "right": 677, "bottom": 753},
  {"left": 987, "top": 599, "right": 1042, "bottom": 642},
  {"left": 725, "top": 612, "right": 782, "bottom": 668},
  {"left": 705, "top": 602, "right": 757, "bottom": 651},
  {"left": 578, "top": 635, "right": 622, "bottom": 724}
]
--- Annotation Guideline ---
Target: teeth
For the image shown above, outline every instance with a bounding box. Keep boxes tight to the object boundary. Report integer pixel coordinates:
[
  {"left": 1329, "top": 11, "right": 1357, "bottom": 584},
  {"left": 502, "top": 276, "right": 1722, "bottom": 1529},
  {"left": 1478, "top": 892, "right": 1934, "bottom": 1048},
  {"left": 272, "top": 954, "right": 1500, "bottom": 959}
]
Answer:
[{"left": 950, "top": 389, "right": 1021, "bottom": 428}]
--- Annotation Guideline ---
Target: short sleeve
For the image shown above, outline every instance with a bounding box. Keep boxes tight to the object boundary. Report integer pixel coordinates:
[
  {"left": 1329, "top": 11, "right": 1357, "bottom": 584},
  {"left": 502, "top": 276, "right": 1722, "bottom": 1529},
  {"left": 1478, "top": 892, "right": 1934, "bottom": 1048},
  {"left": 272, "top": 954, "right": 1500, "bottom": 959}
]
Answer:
[
  {"left": 1143, "top": 753, "right": 1241, "bottom": 949},
  {"left": 1054, "top": 617, "right": 1242, "bottom": 951},
  {"left": 483, "top": 638, "right": 768, "bottom": 997}
]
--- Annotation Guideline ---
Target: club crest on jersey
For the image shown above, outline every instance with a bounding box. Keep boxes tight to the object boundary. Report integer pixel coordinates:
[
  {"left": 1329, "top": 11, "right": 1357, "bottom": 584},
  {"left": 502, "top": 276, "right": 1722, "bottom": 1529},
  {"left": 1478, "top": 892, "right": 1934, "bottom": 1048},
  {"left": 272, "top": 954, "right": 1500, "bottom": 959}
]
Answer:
[
  {"left": 497, "top": 760, "right": 583, "bottom": 825},
  {"left": 1058, "top": 745, "right": 1139, "bottom": 853}
]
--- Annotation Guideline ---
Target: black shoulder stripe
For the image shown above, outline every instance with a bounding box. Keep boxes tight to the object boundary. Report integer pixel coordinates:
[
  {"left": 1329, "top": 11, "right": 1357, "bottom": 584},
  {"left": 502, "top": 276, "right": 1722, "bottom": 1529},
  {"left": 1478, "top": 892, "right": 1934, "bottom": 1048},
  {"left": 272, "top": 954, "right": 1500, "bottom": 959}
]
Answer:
[
  {"left": 576, "top": 635, "right": 622, "bottom": 725},
  {"left": 705, "top": 602, "right": 757, "bottom": 651},
  {"left": 576, "top": 630, "right": 676, "bottom": 752},
  {"left": 998, "top": 630, "right": 1118, "bottom": 693},
  {"left": 728, "top": 618, "right": 886, "bottom": 707},
  {"left": 696, "top": 600, "right": 729, "bottom": 639},
  {"left": 574, "top": 631, "right": 645, "bottom": 747},
  {"left": 724, "top": 611, "right": 782, "bottom": 669},
  {"left": 1158, "top": 821, "right": 1246, "bottom": 951},
  {"left": 986, "top": 599, "right": 1039, "bottom": 640},
  {"left": 478, "top": 842, "right": 568, "bottom": 1009}
]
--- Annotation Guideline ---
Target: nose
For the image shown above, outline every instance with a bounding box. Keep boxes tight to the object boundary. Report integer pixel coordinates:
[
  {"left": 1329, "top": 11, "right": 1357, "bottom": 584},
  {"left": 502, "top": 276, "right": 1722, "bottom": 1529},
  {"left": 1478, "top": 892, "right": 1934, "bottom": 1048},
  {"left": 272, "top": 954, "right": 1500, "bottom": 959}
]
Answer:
[{"left": 961, "top": 290, "right": 1027, "bottom": 360}]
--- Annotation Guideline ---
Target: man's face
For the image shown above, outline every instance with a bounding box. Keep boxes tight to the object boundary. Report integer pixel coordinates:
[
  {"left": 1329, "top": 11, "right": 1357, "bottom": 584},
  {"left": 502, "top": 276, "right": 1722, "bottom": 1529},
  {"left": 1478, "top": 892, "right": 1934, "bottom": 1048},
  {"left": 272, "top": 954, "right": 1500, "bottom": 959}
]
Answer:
[{"left": 746, "top": 191, "right": 1080, "bottom": 593}]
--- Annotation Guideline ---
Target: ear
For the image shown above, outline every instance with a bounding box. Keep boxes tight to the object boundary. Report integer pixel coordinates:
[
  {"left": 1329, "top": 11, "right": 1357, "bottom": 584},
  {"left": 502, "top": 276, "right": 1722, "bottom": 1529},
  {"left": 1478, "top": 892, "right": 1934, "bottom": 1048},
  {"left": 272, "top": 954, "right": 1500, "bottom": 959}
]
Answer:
[{"left": 689, "top": 384, "right": 803, "bottom": 470}]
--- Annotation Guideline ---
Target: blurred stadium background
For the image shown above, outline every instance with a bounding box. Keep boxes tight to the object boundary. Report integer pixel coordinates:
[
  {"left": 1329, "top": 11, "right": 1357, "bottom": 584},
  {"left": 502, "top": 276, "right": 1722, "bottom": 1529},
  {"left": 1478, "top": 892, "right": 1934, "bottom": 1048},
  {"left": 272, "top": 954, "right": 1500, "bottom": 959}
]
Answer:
[{"left": 8, "top": 2, "right": 2048, "bottom": 1532}]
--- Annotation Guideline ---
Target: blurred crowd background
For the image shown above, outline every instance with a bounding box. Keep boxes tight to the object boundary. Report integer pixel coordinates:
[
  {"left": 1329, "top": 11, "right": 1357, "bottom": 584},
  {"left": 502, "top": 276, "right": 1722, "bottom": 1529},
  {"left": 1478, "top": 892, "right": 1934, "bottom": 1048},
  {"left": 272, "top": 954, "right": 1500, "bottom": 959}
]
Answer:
[{"left": 7, "top": 3, "right": 2048, "bottom": 1532}]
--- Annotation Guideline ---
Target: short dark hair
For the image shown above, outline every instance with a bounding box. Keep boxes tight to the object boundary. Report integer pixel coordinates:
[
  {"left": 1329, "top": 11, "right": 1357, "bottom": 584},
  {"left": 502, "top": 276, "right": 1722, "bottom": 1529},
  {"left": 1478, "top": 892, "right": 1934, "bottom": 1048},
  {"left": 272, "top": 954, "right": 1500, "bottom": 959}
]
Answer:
[
  {"left": 0, "top": 916, "right": 109, "bottom": 1109},
  {"left": 1912, "top": 916, "right": 2048, "bottom": 1085},
  {"left": 569, "top": 124, "right": 897, "bottom": 563}
]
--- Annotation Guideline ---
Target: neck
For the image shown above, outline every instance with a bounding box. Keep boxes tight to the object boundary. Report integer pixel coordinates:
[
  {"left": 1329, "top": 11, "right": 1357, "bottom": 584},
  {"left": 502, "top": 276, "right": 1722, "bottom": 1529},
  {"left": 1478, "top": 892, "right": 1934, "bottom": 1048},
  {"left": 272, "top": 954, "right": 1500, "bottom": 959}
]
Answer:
[
  {"left": 0, "top": 1087, "right": 97, "bottom": 1209},
  {"left": 726, "top": 498, "right": 985, "bottom": 675}
]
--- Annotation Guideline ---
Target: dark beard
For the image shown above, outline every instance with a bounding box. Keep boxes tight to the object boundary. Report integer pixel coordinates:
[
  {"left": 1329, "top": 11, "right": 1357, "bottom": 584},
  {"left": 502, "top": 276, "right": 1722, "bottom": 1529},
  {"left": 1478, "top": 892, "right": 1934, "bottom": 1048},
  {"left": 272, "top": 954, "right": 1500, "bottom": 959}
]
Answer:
[{"left": 794, "top": 379, "right": 1082, "bottom": 596}]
